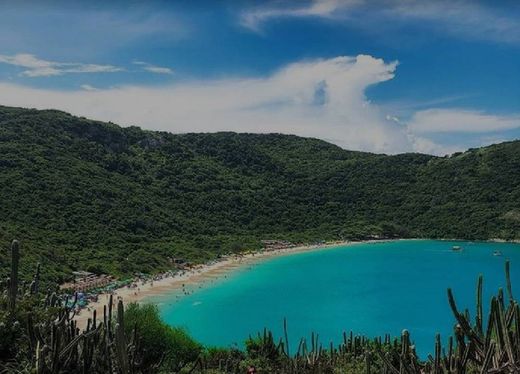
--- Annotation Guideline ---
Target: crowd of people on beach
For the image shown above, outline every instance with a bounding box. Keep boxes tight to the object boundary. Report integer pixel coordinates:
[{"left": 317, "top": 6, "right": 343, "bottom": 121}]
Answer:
[
  {"left": 66, "top": 246, "right": 332, "bottom": 314},
  {"left": 67, "top": 269, "right": 182, "bottom": 314}
]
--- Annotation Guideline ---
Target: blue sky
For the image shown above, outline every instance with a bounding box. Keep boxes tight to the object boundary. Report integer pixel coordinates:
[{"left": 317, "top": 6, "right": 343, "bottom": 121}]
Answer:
[{"left": 0, "top": 0, "right": 519, "bottom": 155}]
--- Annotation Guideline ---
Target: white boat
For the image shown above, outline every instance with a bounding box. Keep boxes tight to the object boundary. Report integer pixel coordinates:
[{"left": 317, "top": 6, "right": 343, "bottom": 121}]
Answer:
[
  {"left": 493, "top": 250, "right": 502, "bottom": 256},
  {"left": 452, "top": 245, "right": 462, "bottom": 251}
]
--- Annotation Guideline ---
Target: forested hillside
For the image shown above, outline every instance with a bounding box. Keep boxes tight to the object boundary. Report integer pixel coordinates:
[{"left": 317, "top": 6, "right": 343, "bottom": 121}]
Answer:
[{"left": 0, "top": 106, "right": 519, "bottom": 282}]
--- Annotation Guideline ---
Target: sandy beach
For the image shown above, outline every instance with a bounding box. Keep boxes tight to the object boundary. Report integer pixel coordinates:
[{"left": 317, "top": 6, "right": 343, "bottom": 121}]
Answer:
[{"left": 74, "top": 240, "right": 388, "bottom": 329}]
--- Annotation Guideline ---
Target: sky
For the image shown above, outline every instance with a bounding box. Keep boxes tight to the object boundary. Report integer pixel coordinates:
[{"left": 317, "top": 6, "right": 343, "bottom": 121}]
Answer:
[{"left": 0, "top": 0, "right": 519, "bottom": 155}]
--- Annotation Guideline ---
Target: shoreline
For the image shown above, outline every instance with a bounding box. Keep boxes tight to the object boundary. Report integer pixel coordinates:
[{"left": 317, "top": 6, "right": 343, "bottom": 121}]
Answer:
[
  {"left": 74, "top": 239, "right": 397, "bottom": 328},
  {"left": 72, "top": 237, "right": 519, "bottom": 329}
]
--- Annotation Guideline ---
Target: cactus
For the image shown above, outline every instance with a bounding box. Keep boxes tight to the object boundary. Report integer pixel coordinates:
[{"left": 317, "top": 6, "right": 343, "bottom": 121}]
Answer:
[
  {"left": 432, "top": 333, "right": 441, "bottom": 374},
  {"left": 365, "top": 349, "right": 371, "bottom": 374},
  {"left": 8, "top": 240, "right": 20, "bottom": 313},
  {"left": 373, "top": 259, "right": 520, "bottom": 374},
  {"left": 0, "top": 238, "right": 151, "bottom": 374},
  {"left": 31, "top": 262, "right": 41, "bottom": 295},
  {"left": 115, "top": 299, "right": 130, "bottom": 374},
  {"left": 505, "top": 259, "right": 514, "bottom": 304},
  {"left": 475, "top": 274, "right": 483, "bottom": 336},
  {"left": 283, "top": 317, "right": 290, "bottom": 357}
]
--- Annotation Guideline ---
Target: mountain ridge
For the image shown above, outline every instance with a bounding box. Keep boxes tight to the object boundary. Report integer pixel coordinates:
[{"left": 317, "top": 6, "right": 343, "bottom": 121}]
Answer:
[{"left": 0, "top": 105, "right": 519, "bottom": 282}]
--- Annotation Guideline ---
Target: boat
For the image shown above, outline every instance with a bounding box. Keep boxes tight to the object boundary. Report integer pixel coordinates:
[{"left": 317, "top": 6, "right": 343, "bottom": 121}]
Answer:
[
  {"left": 493, "top": 250, "right": 502, "bottom": 256},
  {"left": 452, "top": 245, "right": 462, "bottom": 251}
]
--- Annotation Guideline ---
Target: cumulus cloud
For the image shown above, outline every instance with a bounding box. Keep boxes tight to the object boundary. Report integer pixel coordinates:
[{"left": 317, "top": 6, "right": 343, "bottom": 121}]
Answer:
[
  {"left": 1, "top": 54, "right": 515, "bottom": 156},
  {"left": 0, "top": 54, "right": 417, "bottom": 154},
  {"left": 0, "top": 53, "right": 122, "bottom": 77},
  {"left": 408, "top": 109, "right": 520, "bottom": 133},
  {"left": 240, "top": 0, "right": 520, "bottom": 44},
  {"left": 406, "top": 133, "right": 461, "bottom": 156}
]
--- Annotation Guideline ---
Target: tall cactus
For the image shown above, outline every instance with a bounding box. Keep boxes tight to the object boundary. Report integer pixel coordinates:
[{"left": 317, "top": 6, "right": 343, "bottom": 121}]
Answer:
[
  {"left": 8, "top": 239, "right": 20, "bottom": 313},
  {"left": 475, "top": 274, "right": 483, "bottom": 336},
  {"left": 505, "top": 260, "right": 514, "bottom": 304},
  {"left": 31, "top": 262, "right": 41, "bottom": 295},
  {"left": 115, "top": 299, "right": 130, "bottom": 374}
]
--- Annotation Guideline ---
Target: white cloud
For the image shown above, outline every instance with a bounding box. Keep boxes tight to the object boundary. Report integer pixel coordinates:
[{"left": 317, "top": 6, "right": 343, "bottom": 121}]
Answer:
[
  {"left": 385, "top": 113, "right": 457, "bottom": 155},
  {"left": 240, "top": 0, "right": 358, "bottom": 31},
  {"left": 80, "top": 84, "right": 98, "bottom": 91},
  {"left": 1, "top": 54, "right": 515, "bottom": 156},
  {"left": 406, "top": 133, "right": 460, "bottom": 156},
  {"left": 240, "top": 0, "right": 520, "bottom": 44},
  {"left": 0, "top": 55, "right": 416, "bottom": 154},
  {"left": 408, "top": 109, "right": 520, "bottom": 133},
  {"left": 133, "top": 61, "right": 173, "bottom": 75},
  {"left": 0, "top": 53, "right": 122, "bottom": 77},
  {"left": 142, "top": 66, "right": 173, "bottom": 75}
]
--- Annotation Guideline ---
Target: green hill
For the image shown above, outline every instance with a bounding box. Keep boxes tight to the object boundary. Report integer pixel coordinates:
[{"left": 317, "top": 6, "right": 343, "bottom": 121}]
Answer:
[{"left": 0, "top": 105, "right": 519, "bottom": 282}]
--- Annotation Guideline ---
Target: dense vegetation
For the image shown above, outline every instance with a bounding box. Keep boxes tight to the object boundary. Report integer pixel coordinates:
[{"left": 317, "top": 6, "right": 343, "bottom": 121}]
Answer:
[{"left": 0, "top": 105, "right": 519, "bottom": 282}]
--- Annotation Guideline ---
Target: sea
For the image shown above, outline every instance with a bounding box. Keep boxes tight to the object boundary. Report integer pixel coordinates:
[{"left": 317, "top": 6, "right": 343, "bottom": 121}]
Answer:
[{"left": 150, "top": 240, "right": 520, "bottom": 357}]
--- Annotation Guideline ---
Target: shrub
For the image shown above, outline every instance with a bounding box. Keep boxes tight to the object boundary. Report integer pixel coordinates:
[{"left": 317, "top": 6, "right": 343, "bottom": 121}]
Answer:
[{"left": 124, "top": 303, "right": 202, "bottom": 372}]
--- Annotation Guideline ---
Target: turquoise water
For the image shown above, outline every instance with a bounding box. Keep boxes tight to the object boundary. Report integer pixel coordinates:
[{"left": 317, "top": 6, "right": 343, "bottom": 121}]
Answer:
[{"left": 152, "top": 240, "right": 520, "bottom": 357}]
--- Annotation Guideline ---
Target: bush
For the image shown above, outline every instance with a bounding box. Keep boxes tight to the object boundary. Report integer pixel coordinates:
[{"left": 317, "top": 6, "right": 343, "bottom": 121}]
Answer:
[{"left": 124, "top": 303, "right": 202, "bottom": 372}]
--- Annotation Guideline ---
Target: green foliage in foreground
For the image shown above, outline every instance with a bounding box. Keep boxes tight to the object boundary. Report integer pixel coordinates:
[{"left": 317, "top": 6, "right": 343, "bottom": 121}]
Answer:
[
  {"left": 1, "top": 240, "right": 520, "bottom": 373},
  {"left": 124, "top": 303, "right": 201, "bottom": 372},
  {"left": 0, "top": 105, "right": 520, "bottom": 282}
]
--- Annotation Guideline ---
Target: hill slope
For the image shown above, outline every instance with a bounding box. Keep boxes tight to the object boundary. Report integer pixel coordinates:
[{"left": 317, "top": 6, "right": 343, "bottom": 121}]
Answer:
[{"left": 0, "top": 106, "right": 519, "bottom": 281}]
